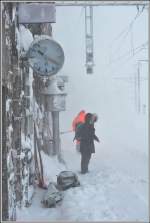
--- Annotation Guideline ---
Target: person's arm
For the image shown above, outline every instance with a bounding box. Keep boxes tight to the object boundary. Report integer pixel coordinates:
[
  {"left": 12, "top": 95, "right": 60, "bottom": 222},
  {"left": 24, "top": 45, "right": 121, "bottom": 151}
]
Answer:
[
  {"left": 91, "top": 126, "right": 100, "bottom": 142},
  {"left": 94, "top": 134, "right": 100, "bottom": 142}
]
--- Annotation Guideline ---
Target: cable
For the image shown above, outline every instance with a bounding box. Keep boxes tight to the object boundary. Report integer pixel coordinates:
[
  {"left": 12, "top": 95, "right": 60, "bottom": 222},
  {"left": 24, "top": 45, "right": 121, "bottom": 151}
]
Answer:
[
  {"left": 112, "top": 46, "right": 148, "bottom": 67},
  {"left": 130, "top": 26, "right": 134, "bottom": 56},
  {"left": 109, "top": 46, "right": 148, "bottom": 72},
  {"left": 105, "top": 42, "right": 148, "bottom": 75},
  {"left": 111, "top": 7, "right": 145, "bottom": 56},
  {"left": 122, "top": 45, "right": 148, "bottom": 64},
  {"left": 109, "top": 5, "right": 145, "bottom": 48},
  {"left": 108, "top": 8, "right": 145, "bottom": 67},
  {"left": 110, "top": 41, "right": 148, "bottom": 64}
]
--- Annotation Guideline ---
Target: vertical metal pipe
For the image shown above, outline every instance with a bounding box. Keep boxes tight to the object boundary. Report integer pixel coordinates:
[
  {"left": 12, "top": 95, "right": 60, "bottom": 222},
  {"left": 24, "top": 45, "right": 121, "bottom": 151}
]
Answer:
[{"left": 52, "top": 111, "right": 60, "bottom": 156}]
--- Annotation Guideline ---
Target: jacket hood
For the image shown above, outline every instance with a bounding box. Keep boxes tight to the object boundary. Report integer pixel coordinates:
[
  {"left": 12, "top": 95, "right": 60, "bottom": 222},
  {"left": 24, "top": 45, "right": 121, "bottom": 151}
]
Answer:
[{"left": 85, "top": 113, "right": 93, "bottom": 123}]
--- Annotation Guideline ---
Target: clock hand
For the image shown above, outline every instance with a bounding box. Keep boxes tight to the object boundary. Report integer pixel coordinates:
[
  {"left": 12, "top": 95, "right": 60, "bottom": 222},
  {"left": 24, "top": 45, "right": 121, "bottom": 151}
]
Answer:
[
  {"left": 37, "top": 50, "right": 59, "bottom": 66},
  {"left": 38, "top": 50, "right": 44, "bottom": 56},
  {"left": 44, "top": 56, "right": 59, "bottom": 66}
]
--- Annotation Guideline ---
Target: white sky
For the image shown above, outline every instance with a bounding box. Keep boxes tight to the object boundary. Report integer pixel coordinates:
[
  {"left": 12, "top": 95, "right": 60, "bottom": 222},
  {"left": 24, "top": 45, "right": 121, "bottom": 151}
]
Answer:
[{"left": 52, "top": 5, "right": 148, "bottom": 137}]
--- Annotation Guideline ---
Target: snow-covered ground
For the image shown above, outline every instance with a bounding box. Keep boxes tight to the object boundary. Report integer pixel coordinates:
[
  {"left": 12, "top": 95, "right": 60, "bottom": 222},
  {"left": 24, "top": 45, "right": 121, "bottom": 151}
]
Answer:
[
  {"left": 17, "top": 111, "right": 149, "bottom": 222},
  {"left": 17, "top": 150, "right": 148, "bottom": 221}
]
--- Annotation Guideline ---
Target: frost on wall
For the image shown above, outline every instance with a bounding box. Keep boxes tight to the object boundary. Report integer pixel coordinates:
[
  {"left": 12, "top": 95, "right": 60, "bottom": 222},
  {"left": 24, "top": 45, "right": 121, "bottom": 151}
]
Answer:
[
  {"left": 16, "top": 25, "right": 33, "bottom": 53},
  {"left": 6, "top": 14, "right": 36, "bottom": 219}
]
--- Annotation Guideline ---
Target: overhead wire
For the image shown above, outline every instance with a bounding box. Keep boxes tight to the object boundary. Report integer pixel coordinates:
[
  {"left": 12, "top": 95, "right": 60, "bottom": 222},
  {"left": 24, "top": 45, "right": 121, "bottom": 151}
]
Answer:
[
  {"left": 108, "top": 45, "right": 148, "bottom": 75},
  {"left": 130, "top": 26, "right": 134, "bottom": 56},
  {"left": 104, "top": 42, "right": 148, "bottom": 75},
  {"left": 107, "top": 5, "right": 147, "bottom": 77},
  {"left": 110, "top": 6, "right": 145, "bottom": 56},
  {"left": 121, "top": 44, "right": 148, "bottom": 65},
  {"left": 109, "top": 9, "right": 138, "bottom": 67},
  {"left": 97, "top": 4, "right": 148, "bottom": 78},
  {"left": 109, "top": 5, "right": 145, "bottom": 48},
  {"left": 109, "top": 41, "right": 148, "bottom": 64}
]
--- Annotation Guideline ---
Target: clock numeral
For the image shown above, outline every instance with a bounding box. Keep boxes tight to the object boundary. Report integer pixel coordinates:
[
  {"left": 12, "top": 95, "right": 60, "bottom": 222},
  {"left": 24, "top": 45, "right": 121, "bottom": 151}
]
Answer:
[{"left": 52, "top": 66, "right": 55, "bottom": 71}]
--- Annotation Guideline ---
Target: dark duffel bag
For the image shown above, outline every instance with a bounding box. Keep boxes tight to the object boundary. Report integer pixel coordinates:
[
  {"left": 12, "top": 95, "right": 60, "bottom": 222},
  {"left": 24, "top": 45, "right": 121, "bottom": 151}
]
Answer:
[
  {"left": 41, "top": 182, "right": 63, "bottom": 208},
  {"left": 57, "top": 171, "right": 80, "bottom": 190}
]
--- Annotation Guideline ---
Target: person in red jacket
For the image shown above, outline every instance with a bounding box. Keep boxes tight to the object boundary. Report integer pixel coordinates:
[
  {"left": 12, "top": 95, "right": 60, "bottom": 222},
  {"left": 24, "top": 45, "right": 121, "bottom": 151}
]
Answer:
[
  {"left": 77, "top": 113, "right": 100, "bottom": 174},
  {"left": 72, "top": 110, "right": 86, "bottom": 152}
]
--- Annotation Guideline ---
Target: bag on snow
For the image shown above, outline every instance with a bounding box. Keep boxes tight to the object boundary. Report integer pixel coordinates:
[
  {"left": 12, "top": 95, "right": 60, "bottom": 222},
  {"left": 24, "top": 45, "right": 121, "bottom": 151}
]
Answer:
[
  {"left": 57, "top": 171, "right": 80, "bottom": 190},
  {"left": 41, "top": 182, "right": 63, "bottom": 208}
]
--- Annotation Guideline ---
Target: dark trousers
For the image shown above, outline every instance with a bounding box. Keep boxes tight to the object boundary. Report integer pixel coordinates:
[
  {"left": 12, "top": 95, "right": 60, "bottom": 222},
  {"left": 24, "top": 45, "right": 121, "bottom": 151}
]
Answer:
[{"left": 81, "top": 152, "right": 91, "bottom": 173}]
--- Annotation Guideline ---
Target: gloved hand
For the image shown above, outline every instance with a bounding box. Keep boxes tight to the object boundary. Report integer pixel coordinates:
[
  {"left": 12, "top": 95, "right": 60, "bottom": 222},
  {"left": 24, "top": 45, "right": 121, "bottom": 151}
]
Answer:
[
  {"left": 94, "top": 135, "right": 100, "bottom": 142},
  {"left": 96, "top": 138, "right": 100, "bottom": 143}
]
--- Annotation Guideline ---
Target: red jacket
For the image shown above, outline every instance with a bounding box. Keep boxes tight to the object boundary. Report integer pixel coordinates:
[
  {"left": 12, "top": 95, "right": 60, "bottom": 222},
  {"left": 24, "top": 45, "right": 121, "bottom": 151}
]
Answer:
[
  {"left": 72, "top": 111, "right": 86, "bottom": 144},
  {"left": 72, "top": 111, "right": 86, "bottom": 131}
]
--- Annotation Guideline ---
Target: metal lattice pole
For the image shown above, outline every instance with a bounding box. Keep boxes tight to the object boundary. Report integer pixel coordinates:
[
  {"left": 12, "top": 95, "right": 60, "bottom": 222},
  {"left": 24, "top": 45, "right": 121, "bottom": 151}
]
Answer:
[{"left": 85, "top": 5, "right": 94, "bottom": 74}]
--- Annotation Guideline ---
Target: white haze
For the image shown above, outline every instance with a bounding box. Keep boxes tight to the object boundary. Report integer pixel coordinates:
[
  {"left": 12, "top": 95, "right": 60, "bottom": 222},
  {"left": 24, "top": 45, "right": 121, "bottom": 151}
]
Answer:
[
  {"left": 52, "top": 6, "right": 148, "bottom": 157},
  {"left": 17, "top": 5, "right": 149, "bottom": 222}
]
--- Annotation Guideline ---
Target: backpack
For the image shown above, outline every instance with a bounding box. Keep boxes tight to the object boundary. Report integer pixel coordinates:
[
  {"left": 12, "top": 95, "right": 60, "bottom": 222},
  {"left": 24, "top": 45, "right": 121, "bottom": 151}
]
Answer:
[
  {"left": 57, "top": 171, "right": 80, "bottom": 190},
  {"left": 74, "top": 122, "right": 83, "bottom": 141},
  {"left": 41, "top": 182, "right": 63, "bottom": 208}
]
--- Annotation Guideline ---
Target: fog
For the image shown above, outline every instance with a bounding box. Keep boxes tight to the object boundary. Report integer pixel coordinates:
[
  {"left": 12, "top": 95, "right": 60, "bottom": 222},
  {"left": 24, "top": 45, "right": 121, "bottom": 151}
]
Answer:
[
  {"left": 17, "top": 5, "right": 149, "bottom": 221},
  {"left": 52, "top": 6, "right": 148, "bottom": 160}
]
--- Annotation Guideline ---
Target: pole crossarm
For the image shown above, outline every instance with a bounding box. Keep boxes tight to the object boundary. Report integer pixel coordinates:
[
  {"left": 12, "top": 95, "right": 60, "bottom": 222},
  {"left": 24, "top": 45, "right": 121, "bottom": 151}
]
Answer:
[{"left": 54, "top": 1, "right": 149, "bottom": 6}]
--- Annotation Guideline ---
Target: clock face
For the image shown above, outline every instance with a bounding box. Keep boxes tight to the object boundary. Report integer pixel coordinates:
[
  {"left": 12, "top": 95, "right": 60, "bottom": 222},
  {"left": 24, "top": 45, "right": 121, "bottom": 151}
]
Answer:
[{"left": 27, "top": 36, "right": 65, "bottom": 76}]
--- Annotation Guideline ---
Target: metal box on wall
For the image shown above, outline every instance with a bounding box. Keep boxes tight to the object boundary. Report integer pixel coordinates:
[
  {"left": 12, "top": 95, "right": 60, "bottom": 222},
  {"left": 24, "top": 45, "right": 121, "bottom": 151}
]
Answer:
[
  {"left": 41, "top": 76, "right": 67, "bottom": 112},
  {"left": 18, "top": 3, "right": 56, "bottom": 24},
  {"left": 44, "top": 94, "right": 66, "bottom": 112}
]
